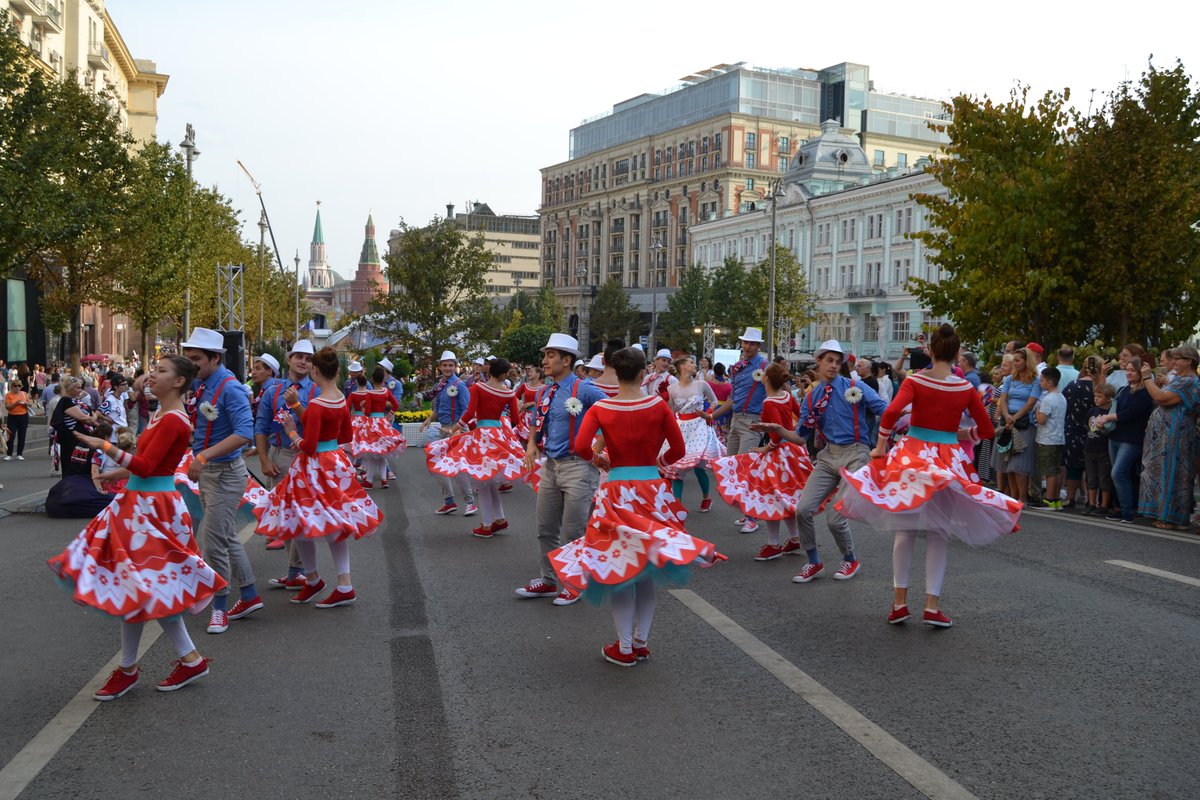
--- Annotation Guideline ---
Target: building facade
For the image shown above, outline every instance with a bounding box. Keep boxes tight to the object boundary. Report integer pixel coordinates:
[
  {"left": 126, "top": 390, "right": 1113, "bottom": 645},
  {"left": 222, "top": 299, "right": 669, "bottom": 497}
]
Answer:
[
  {"left": 538, "top": 62, "right": 950, "bottom": 354},
  {"left": 690, "top": 120, "right": 949, "bottom": 362},
  {"left": 2, "top": 0, "right": 169, "bottom": 365}
]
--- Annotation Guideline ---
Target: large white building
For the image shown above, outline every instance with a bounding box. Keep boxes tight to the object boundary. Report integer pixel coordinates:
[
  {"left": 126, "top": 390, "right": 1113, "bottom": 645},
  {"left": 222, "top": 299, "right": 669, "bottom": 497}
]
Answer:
[{"left": 690, "top": 120, "right": 949, "bottom": 361}]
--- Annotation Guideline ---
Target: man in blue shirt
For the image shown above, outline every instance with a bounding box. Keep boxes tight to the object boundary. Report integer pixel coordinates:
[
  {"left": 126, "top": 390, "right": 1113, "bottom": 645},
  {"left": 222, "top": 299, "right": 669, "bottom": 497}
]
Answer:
[
  {"left": 254, "top": 341, "right": 319, "bottom": 585},
  {"left": 516, "top": 333, "right": 606, "bottom": 606},
  {"left": 379, "top": 357, "right": 405, "bottom": 427},
  {"left": 420, "top": 351, "right": 476, "bottom": 516},
  {"left": 181, "top": 327, "right": 262, "bottom": 635},
  {"left": 711, "top": 326, "right": 769, "bottom": 533},
  {"left": 787, "top": 339, "right": 887, "bottom": 584}
]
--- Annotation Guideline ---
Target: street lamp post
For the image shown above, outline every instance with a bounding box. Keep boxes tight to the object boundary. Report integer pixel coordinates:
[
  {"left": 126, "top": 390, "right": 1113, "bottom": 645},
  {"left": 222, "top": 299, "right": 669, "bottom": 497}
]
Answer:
[
  {"left": 650, "top": 236, "right": 665, "bottom": 353},
  {"left": 575, "top": 264, "right": 587, "bottom": 347},
  {"left": 257, "top": 209, "right": 267, "bottom": 344},
  {"left": 180, "top": 123, "right": 200, "bottom": 338},
  {"left": 766, "top": 178, "right": 785, "bottom": 359}
]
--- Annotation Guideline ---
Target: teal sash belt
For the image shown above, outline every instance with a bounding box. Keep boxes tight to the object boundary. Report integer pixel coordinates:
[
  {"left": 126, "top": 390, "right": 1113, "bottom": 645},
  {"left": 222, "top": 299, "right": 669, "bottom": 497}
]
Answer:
[
  {"left": 369, "top": 412, "right": 387, "bottom": 418},
  {"left": 477, "top": 420, "right": 502, "bottom": 428},
  {"left": 127, "top": 475, "right": 176, "bottom": 492},
  {"left": 351, "top": 410, "right": 364, "bottom": 416},
  {"left": 608, "top": 466, "right": 662, "bottom": 481},
  {"left": 316, "top": 440, "right": 339, "bottom": 452},
  {"left": 906, "top": 426, "right": 959, "bottom": 444}
]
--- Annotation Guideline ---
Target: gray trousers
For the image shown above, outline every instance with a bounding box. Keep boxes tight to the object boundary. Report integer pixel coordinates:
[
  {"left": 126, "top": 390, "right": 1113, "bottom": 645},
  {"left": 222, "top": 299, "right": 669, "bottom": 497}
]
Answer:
[
  {"left": 795, "top": 442, "right": 869, "bottom": 559},
  {"left": 726, "top": 412, "right": 762, "bottom": 457},
  {"left": 265, "top": 444, "right": 304, "bottom": 571},
  {"left": 535, "top": 455, "right": 599, "bottom": 584},
  {"left": 430, "top": 428, "right": 475, "bottom": 504},
  {"left": 198, "top": 457, "right": 256, "bottom": 596}
]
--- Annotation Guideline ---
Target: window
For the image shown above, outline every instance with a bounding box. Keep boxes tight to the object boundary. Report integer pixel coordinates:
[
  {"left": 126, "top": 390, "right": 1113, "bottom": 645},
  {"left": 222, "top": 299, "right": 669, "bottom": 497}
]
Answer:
[
  {"left": 778, "top": 156, "right": 789, "bottom": 172},
  {"left": 746, "top": 132, "right": 756, "bottom": 149},
  {"left": 746, "top": 152, "right": 756, "bottom": 169},
  {"left": 745, "top": 178, "right": 755, "bottom": 191},
  {"left": 874, "top": 149, "right": 885, "bottom": 166},
  {"left": 666, "top": 165, "right": 673, "bottom": 178},
  {"left": 779, "top": 136, "right": 790, "bottom": 153},
  {"left": 865, "top": 261, "right": 882, "bottom": 288},
  {"left": 890, "top": 312, "right": 910, "bottom": 341},
  {"left": 840, "top": 218, "right": 857, "bottom": 243},
  {"left": 905, "top": 207, "right": 914, "bottom": 233},
  {"left": 897, "top": 152, "right": 908, "bottom": 168},
  {"left": 715, "top": 132, "right": 722, "bottom": 152},
  {"left": 839, "top": 263, "right": 854, "bottom": 287},
  {"left": 863, "top": 314, "right": 880, "bottom": 342},
  {"left": 654, "top": 167, "right": 660, "bottom": 181},
  {"left": 701, "top": 156, "right": 708, "bottom": 171}
]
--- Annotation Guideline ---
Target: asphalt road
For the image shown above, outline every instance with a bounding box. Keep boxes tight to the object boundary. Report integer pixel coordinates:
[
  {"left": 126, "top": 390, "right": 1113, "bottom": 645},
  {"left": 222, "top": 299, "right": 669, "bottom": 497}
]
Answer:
[{"left": 2, "top": 446, "right": 1199, "bottom": 799}]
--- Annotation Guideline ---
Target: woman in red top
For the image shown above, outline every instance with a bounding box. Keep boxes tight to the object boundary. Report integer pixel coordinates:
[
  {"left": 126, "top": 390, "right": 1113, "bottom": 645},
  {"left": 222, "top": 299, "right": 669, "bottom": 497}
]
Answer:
[
  {"left": 355, "top": 366, "right": 406, "bottom": 489},
  {"left": 48, "top": 355, "right": 225, "bottom": 700},
  {"left": 712, "top": 363, "right": 813, "bottom": 561},
  {"left": 836, "top": 325, "right": 1022, "bottom": 628},
  {"left": 253, "top": 347, "right": 383, "bottom": 608},
  {"left": 548, "top": 347, "right": 723, "bottom": 668},
  {"left": 427, "top": 358, "right": 525, "bottom": 538},
  {"left": 517, "top": 366, "right": 545, "bottom": 442}
]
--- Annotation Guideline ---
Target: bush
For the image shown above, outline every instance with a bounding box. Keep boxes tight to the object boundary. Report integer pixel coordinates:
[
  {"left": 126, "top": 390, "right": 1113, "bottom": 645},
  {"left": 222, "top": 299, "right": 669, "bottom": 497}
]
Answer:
[{"left": 497, "top": 324, "right": 556, "bottom": 366}]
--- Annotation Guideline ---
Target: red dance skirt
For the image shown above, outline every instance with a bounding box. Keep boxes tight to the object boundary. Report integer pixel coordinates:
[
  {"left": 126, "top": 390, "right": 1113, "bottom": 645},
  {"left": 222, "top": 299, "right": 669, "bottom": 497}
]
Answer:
[
  {"left": 251, "top": 448, "right": 383, "bottom": 542},
  {"left": 48, "top": 486, "right": 226, "bottom": 622},
  {"left": 426, "top": 421, "right": 526, "bottom": 483},
  {"left": 712, "top": 441, "right": 814, "bottom": 520},
  {"left": 835, "top": 434, "right": 1022, "bottom": 544},
  {"left": 353, "top": 416, "right": 407, "bottom": 458},
  {"left": 548, "top": 472, "right": 719, "bottom": 604}
]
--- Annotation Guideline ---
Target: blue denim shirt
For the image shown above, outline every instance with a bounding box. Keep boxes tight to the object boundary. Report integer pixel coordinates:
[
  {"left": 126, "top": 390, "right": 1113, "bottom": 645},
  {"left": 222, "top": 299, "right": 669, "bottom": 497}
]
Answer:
[
  {"left": 432, "top": 374, "right": 469, "bottom": 426},
  {"left": 730, "top": 353, "right": 768, "bottom": 415},
  {"left": 254, "top": 375, "right": 319, "bottom": 447},
  {"left": 536, "top": 373, "right": 606, "bottom": 459},
  {"left": 191, "top": 365, "right": 254, "bottom": 460},
  {"left": 797, "top": 375, "right": 887, "bottom": 446}
]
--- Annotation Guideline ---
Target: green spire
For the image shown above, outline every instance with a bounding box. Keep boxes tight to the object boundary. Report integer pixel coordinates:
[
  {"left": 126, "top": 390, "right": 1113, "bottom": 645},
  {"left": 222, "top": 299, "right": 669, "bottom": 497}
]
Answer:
[{"left": 312, "top": 208, "right": 324, "bottom": 244}]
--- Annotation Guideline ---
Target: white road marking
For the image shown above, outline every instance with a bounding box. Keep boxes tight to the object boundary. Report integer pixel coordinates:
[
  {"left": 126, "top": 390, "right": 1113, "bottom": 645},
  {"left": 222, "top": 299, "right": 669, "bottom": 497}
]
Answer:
[
  {"left": 671, "top": 588, "right": 978, "bottom": 800},
  {"left": 1104, "top": 560, "right": 1200, "bottom": 588},
  {"left": 0, "top": 522, "right": 257, "bottom": 800},
  {"left": 1024, "top": 508, "right": 1200, "bottom": 545}
]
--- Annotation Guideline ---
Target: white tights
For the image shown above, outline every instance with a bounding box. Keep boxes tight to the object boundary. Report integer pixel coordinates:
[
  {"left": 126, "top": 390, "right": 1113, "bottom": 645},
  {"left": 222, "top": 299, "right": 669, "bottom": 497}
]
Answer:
[
  {"left": 892, "top": 531, "right": 948, "bottom": 599},
  {"left": 610, "top": 578, "right": 657, "bottom": 654},
  {"left": 474, "top": 479, "right": 505, "bottom": 525},
  {"left": 765, "top": 517, "right": 799, "bottom": 547},
  {"left": 120, "top": 618, "right": 195, "bottom": 669},
  {"left": 363, "top": 454, "right": 389, "bottom": 486},
  {"left": 295, "top": 537, "right": 352, "bottom": 580}
]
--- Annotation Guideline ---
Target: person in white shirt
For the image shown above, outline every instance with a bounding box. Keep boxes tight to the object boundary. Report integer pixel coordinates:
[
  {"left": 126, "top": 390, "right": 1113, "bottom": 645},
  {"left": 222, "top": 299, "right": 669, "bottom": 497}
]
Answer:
[
  {"left": 1035, "top": 366, "right": 1067, "bottom": 510},
  {"left": 98, "top": 374, "right": 130, "bottom": 442}
]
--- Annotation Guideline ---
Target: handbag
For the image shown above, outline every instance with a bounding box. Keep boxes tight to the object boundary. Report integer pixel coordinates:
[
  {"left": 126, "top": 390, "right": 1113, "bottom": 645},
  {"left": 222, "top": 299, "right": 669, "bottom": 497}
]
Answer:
[
  {"left": 995, "top": 427, "right": 1013, "bottom": 453},
  {"left": 1013, "top": 416, "right": 1030, "bottom": 431}
]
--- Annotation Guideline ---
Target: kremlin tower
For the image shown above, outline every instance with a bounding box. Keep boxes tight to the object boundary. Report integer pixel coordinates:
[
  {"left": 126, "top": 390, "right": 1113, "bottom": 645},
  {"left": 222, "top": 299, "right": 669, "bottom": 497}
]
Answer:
[
  {"left": 350, "top": 214, "right": 388, "bottom": 314},
  {"left": 305, "top": 203, "right": 336, "bottom": 306}
]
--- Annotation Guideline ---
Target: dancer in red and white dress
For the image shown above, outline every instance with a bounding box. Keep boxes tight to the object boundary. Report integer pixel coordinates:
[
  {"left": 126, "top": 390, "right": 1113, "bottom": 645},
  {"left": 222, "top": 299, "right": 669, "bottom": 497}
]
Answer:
[
  {"left": 547, "top": 347, "right": 724, "bottom": 667},
  {"left": 426, "top": 358, "right": 525, "bottom": 538},
  {"left": 517, "top": 365, "right": 545, "bottom": 442},
  {"left": 356, "top": 366, "right": 406, "bottom": 489},
  {"left": 836, "top": 324, "right": 1022, "bottom": 628},
  {"left": 713, "top": 363, "right": 813, "bottom": 560},
  {"left": 252, "top": 347, "right": 383, "bottom": 608},
  {"left": 664, "top": 355, "right": 724, "bottom": 511},
  {"left": 48, "top": 355, "right": 223, "bottom": 700}
]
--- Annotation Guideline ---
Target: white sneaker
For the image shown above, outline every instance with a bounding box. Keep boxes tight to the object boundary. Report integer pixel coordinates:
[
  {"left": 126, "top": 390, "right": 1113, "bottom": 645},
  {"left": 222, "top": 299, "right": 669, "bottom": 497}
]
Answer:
[
  {"left": 2, "top": 456, "right": 10, "bottom": 461},
  {"left": 16, "top": 455, "right": 23, "bottom": 461},
  {"left": 740, "top": 520, "right": 759, "bottom": 534},
  {"left": 462, "top": 504, "right": 478, "bottom": 517}
]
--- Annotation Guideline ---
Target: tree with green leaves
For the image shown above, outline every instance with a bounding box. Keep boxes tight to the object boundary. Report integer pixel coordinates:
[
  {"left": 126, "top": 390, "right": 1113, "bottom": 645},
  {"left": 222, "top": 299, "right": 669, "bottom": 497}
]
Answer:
[
  {"left": 747, "top": 246, "right": 817, "bottom": 343},
  {"left": 589, "top": 277, "right": 642, "bottom": 345},
  {"left": 1072, "top": 59, "right": 1200, "bottom": 347},
  {"left": 910, "top": 87, "right": 1087, "bottom": 352},
  {"left": 372, "top": 217, "right": 494, "bottom": 365},
  {"left": 657, "top": 263, "right": 711, "bottom": 350},
  {"left": 532, "top": 283, "right": 565, "bottom": 329},
  {"left": 496, "top": 324, "right": 556, "bottom": 365}
]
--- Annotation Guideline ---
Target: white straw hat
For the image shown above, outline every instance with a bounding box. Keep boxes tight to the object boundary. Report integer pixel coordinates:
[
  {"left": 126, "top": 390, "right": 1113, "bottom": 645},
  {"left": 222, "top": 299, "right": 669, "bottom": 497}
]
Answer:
[
  {"left": 541, "top": 333, "right": 581, "bottom": 357},
  {"left": 584, "top": 354, "right": 604, "bottom": 371},
  {"left": 437, "top": 351, "right": 456, "bottom": 364},
  {"left": 738, "top": 327, "right": 764, "bottom": 343},
  {"left": 180, "top": 327, "right": 226, "bottom": 353},
  {"left": 289, "top": 340, "right": 314, "bottom": 356},
  {"left": 815, "top": 339, "right": 845, "bottom": 359},
  {"left": 255, "top": 354, "right": 280, "bottom": 375}
]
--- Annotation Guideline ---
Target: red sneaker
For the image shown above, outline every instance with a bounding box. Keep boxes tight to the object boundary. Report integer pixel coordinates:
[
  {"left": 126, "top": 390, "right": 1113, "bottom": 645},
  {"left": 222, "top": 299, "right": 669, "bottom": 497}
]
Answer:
[
  {"left": 472, "top": 524, "right": 494, "bottom": 539},
  {"left": 553, "top": 587, "right": 580, "bottom": 606},
  {"left": 514, "top": 578, "right": 557, "bottom": 598},
  {"left": 380, "top": 480, "right": 389, "bottom": 489},
  {"left": 699, "top": 497, "right": 713, "bottom": 512},
  {"left": 228, "top": 596, "right": 264, "bottom": 620},
  {"left": 291, "top": 578, "right": 327, "bottom": 604},
  {"left": 268, "top": 574, "right": 306, "bottom": 590},
  {"left": 833, "top": 560, "right": 861, "bottom": 581},
  {"left": 888, "top": 605, "right": 911, "bottom": 625},
  {"left": 498, "top": 483, "right": 514, "bottom": 493},
  {"left": 602, "top": 642, "right": 637, "bottom": 667},
  {"left": 490, "top": 519, "right": 509, "bottom": 532},
  {"left": 923, "top": 609, "right": 953, "bottom": 628},
  {"left": 156, "top": 657, "right": 210, "bottom": 692},
  {"left": 792, "top": 562, "right": 825, "bottom": 583},
  {"left": 633, "top": 645, "right": 651, "bottom": 661},
  {"left": 359, "top": 479, "right": 374, "bottom": 490},
  {"left": 754, "top": 544, "right": 785, "bottom": 561},
  {"left": 205, "top": 609, "right": 229, "bottom": 634},
  {"left": 94, "top": 667, "right": 139, "bottom": 701},
  {"left": 435, "top": 503, "right": 458, "bottom": 515},
  {"left": 781, "top": 538, "right": 802, "bottom": 554},
  {"left": 265, "top": 537, "right": 285, "bottom": 551},
  {"left": 315, "top": 587, "right": 357, "bottom": 608}
]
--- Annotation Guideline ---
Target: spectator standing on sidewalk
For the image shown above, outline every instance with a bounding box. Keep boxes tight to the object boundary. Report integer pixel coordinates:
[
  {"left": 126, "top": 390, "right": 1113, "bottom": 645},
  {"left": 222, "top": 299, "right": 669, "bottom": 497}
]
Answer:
[
  {"left": 1136, "top": 347, "right": 1200, "bottom": 530},
  {"left": 1095, "top": 358, "right": 1154, "bottom": 523},
  {"left": 1035, "top": 367, "right": 1067, "bottom": 510},
  {"left": 4, "top": 379, "right": 32, "bottom": 460}
]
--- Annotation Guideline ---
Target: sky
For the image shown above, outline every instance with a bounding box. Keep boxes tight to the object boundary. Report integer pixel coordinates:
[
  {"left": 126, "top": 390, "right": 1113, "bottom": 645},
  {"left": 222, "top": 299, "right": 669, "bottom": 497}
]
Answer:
[{"left": 109, "top": 0, "right": 1197, "bottom": 283}]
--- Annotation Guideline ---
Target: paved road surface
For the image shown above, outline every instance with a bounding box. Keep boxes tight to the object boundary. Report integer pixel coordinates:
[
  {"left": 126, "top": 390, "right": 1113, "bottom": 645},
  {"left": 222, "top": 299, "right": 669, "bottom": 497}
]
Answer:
[{"left": 2, "top": 446, "right": 1199, "bottom": 799}]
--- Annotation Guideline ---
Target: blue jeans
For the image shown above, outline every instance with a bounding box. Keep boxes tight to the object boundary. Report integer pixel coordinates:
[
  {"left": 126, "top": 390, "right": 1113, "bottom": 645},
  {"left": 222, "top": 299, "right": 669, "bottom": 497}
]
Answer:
[{"left": 1108, "top": 440, "right": 1141, "bottom": 519}]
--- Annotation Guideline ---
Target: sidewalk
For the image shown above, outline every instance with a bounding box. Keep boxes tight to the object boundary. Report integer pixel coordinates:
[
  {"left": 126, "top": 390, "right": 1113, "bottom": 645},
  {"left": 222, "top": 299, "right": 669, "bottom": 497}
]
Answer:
[{"left": 0, "top": 418, "right": 55, "bottom": 516}]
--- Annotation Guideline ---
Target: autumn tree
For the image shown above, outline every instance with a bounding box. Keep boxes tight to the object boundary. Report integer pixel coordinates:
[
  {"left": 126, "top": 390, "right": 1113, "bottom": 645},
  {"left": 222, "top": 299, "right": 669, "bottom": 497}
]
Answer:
[
  {"left": 911, "top": 87, "right": 1087, "bottom": 352},
  {"left": 532, "top": 283, "right": 565, "bottom": 329}
]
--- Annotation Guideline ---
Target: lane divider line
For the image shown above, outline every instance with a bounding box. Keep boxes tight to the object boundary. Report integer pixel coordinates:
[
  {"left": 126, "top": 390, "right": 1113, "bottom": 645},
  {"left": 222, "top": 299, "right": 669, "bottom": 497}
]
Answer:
[
  {"left": 0, "top": 522, "right": 257, "bottom": 800},
  {"left": 1023, "top": 508, "right": 1200, "bottom": 545},
  {"left": 670, "top": 589, "right": 978, "bottom": 800},
  {"left": 1104, "top": 559, "right": 1200, "bottom": 588}
]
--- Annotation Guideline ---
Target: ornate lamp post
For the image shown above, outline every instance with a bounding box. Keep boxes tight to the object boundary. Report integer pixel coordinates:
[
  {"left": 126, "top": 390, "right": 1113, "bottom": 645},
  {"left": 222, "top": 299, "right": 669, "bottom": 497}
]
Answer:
[
  {"left": 765, "top": 178, "right": 786, "bottom": 359},
  {"left": 180, "top": 123, "right": 200, "bottom": 338},
  {"left": 650, "top": 236, "right": 665, "bottom": 353},
  {"left": 575, "top": 264, "right": 588, "bottom": 344},
  {"left": 293, "top": 251, "right": 301, "bottom": 343}
]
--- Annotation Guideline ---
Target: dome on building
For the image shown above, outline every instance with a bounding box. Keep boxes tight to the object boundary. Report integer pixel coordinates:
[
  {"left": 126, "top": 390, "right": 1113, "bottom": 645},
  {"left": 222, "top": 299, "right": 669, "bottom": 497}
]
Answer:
[{"left": 784, "top": 119, "right": 873, "bottom": 190}]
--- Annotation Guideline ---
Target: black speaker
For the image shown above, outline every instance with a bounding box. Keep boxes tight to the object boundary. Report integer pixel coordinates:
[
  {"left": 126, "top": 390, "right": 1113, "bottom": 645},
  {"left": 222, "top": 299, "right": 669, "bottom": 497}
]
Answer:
[{"left": 220, "top": 331, "right": 246, "bottom": 382}]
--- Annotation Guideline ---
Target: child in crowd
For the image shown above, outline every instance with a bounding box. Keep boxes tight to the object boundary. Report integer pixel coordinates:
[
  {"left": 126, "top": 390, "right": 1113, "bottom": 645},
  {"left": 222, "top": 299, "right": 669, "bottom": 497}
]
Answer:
[
  {"left": 1035, "top": 366, "right": 1066, "bottom": 510},
  {"left": 1083, "top": 384, "right": 1116, "bottom": 515}
]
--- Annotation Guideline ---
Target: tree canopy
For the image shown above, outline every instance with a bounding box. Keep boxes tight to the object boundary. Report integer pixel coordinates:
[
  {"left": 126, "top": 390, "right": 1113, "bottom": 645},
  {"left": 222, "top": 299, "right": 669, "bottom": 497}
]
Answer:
[{"left": 589, "top": 278, "right": 642, "bottom": 347}]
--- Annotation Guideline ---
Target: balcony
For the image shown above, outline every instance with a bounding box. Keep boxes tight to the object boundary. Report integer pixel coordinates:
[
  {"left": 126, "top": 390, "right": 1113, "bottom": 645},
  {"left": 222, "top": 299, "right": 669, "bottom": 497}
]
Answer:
[
  {"left": 843, "top": 284, "right": 887, "bottom": 298},
  {"left": 88, "top": 41, "right": 111, "bottom": 68},
  {"left": 35, "top": 2, "right": 62, "bottom": 33},
  {"left": 10, "top": 0, "right": 44, "bottom": 13}
]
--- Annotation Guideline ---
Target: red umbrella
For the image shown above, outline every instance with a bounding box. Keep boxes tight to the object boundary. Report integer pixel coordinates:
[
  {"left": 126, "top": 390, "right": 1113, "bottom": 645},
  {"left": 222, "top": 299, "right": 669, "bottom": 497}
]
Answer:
[{"left": 80, "top": 354, "right": 109, "bottom": 362}]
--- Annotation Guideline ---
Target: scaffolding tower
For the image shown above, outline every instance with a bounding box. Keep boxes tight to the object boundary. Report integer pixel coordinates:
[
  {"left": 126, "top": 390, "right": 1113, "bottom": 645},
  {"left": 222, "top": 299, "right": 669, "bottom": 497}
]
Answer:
[{"left": 217, "top": 263, "right": 245, "bottom": 332}]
